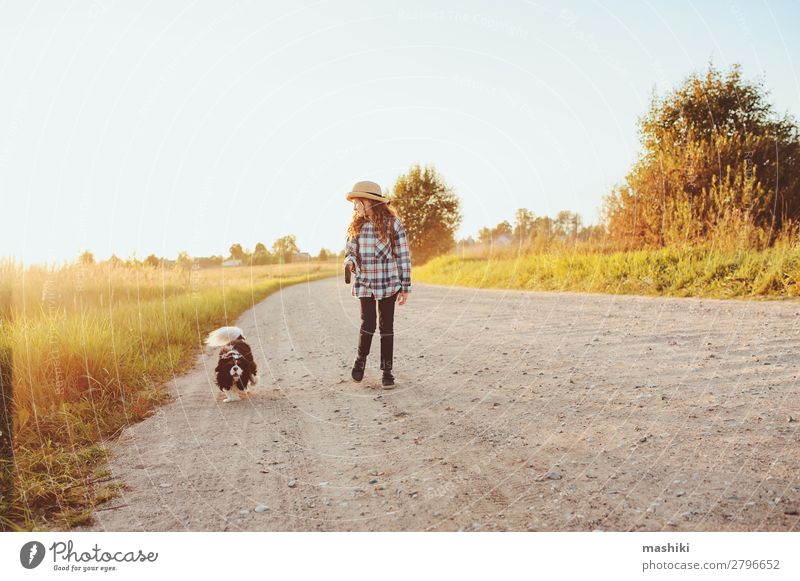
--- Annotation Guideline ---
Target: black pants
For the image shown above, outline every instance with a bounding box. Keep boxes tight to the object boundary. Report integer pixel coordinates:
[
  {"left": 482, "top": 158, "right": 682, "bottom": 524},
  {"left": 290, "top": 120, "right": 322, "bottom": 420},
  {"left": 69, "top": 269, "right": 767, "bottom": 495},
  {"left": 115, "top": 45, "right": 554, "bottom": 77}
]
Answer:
[{"left": 357, "top": 291, "right": 398, "bottom": 370}]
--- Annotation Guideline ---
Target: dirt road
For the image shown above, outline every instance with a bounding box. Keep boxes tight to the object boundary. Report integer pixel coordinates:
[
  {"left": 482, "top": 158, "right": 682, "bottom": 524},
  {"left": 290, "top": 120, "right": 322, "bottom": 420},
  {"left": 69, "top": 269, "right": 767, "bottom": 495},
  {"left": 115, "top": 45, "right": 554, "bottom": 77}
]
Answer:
[{"left": 84, "top": 277, "right": 800, "bottom": 531}]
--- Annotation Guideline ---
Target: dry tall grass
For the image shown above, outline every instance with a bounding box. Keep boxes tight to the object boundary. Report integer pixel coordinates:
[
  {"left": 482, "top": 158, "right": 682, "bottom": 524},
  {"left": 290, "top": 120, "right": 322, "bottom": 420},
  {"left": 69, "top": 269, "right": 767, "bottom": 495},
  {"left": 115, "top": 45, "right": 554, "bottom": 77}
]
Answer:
[{"left": 0, "top": 260, "right": 335, "bottom": 530}]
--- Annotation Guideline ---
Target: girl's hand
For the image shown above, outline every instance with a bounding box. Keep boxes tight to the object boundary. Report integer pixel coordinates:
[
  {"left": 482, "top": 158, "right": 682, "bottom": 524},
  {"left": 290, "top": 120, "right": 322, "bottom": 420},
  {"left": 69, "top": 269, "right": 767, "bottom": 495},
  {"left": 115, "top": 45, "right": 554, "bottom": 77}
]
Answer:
[
  {"left": 397, "top": 291, "right": 408, "bottom": 305},
  {"left": 345, "top": 257, "right": 359, "bottom": 275}
]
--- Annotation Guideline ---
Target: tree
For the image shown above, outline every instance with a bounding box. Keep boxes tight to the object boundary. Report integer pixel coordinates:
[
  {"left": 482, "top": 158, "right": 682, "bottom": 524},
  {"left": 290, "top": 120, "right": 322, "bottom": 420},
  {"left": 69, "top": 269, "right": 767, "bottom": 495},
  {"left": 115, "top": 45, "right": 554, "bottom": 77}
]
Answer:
[
  {"left": 229, "top": 243, "right": 246, "bottom": 261},
  {"left": 317, "top": 248, "right": 333, "bottom": 261},
  {"left": 197, "top": 254, "right": 224, "bottom": 268},
  {"left": 603, "top": 63, "right": 800, "bottom": 247},
  {"left": 555, "top": 211, "right": 581, "bottom": 239},
  {"left": 390, "top": 164, "right": 462, "bottom": 263},
  {"left": 106, "top": 254, "right": 122, "bottom": 267},
  {"left": 477, "top": 221, "right": 512, "bottom": 245},
  {"left": 123, "top": 254, "right": 141, "bottom": 267},
  {"left": 272, "top": 235, "right": 299, "bottom": 263},
  {"left": 78, "top": 250, "right": 95, "bottom": 265},
  {"left": 513, "top": 208, "right": 536, "bottom": 242},
  {"left": 251, "top": 242, "right": 272, "bottom": 265},
  {"left": 494, "top": 220, "right": 512, "bottom": 238},
  {"left": 144, "top": 254, "right": 160, "bottom": 268},
  {"left": 176, "top": 251, "right": 192, "bottom": 269}
]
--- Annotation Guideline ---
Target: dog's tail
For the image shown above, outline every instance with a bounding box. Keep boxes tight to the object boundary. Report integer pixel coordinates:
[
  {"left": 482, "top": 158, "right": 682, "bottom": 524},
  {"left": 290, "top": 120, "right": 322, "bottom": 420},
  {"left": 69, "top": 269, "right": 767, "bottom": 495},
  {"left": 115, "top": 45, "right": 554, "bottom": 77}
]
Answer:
[{"left": 205, "top": 326, "right": 246, "bottom": 347}]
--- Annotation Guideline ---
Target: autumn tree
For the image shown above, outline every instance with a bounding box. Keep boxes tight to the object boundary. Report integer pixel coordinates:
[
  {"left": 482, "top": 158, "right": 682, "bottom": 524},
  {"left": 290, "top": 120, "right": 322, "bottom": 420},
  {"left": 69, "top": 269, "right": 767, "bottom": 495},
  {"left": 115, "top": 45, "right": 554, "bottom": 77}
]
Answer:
[
  {"left": 604, "top": 63, "right": 800, "bottom": 248},
  {"left": 390, "top": 165, "right": 462, "bottom": 264}
]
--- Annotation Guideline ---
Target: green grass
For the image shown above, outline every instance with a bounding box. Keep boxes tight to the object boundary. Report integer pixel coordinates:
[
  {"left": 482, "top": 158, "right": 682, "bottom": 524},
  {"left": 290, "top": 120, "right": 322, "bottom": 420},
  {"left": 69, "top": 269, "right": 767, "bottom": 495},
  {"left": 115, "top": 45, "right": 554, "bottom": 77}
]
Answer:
[
  {"left": 416, "top": 245, "right": 800, "bottom": 299},
  {"left": 0, "top": 261, "right": 335, "bottom": 530}
]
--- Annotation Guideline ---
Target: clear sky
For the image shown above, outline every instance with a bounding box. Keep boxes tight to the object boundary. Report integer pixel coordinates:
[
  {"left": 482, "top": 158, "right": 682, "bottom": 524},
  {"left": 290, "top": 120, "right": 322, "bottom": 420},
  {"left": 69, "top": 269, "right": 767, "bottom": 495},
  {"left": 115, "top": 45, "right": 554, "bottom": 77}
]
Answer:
[{"left": 1, "top": 0, "right": 799, "bottom": 265}]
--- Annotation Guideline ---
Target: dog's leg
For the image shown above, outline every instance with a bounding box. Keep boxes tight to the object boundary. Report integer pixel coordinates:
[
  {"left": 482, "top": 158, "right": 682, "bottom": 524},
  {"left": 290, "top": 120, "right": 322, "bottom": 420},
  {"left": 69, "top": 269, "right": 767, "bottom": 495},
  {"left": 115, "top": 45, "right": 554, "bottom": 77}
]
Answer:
[{"left": 222, "top": 389, "right": 239, "bottom": 403}]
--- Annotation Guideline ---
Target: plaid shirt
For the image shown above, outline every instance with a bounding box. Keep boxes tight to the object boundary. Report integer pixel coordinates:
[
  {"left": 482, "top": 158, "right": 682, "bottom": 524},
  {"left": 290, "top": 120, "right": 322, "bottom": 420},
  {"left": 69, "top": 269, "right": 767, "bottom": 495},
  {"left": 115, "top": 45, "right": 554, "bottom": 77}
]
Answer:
[{"left": 344, "top": 216, "right": 412, "bottom": 299}]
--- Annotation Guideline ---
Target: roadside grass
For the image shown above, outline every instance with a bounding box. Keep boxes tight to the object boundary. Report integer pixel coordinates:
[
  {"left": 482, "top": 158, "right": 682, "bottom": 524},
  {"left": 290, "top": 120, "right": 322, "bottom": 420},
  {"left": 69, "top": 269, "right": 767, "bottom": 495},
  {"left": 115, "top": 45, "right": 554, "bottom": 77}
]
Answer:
[
  {"left": 415, "top": 245, "right": 800, "bottom": 299},
  {"left": 0, "top": 260, "right": 336, "bottom": 530}
]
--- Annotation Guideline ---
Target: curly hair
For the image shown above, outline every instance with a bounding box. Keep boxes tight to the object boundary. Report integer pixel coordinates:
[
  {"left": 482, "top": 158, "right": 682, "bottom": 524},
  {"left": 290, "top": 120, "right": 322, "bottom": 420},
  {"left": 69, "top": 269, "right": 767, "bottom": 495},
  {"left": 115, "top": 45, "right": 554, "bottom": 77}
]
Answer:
[{"left": 346, "top": 200, "right": 397, "bottom": 242}]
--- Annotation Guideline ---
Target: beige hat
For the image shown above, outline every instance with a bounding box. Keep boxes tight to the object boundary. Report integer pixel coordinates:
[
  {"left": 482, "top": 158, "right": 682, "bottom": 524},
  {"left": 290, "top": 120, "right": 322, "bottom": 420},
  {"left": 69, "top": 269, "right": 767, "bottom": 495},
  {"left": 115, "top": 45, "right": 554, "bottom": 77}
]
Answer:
[{"left": 346, "top": 180, "right": 390, "bottom": 203}]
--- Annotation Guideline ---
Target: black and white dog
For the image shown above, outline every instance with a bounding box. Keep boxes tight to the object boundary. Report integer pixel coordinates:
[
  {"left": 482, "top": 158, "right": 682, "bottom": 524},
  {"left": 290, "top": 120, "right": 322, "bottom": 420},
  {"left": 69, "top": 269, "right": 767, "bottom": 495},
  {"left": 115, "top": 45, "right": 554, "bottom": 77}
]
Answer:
[{"left": 205, "top": 326, "right": 259, "bottom": 402}]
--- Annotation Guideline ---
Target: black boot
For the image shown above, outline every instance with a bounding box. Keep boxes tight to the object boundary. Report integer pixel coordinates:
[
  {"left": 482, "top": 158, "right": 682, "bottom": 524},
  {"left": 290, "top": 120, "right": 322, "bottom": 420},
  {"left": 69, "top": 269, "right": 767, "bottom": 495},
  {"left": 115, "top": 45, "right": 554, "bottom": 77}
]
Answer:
[
  {"left": 351, "top": 357, "right": 366, "bottom": 382},
  {"left": 380, "top": 360, "right": 395, "bottom": 389}
]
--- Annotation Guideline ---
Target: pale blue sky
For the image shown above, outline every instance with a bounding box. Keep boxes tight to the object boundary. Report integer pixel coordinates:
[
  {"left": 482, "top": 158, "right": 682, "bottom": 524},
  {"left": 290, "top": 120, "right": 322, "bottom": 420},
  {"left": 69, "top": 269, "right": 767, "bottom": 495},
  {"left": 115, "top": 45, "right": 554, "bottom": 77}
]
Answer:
[{"left": 1, "top": 0, "right": 799, "bottom": 265}]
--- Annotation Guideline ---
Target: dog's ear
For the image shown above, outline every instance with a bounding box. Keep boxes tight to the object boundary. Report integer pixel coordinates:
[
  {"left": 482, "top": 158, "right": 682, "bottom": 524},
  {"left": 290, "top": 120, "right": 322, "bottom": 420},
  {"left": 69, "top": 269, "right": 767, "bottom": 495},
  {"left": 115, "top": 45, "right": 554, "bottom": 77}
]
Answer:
[
  {"left": 215, "top": 355, "right": 232, "bottom": 374},
  {"left": 236, "top": 341, "right": 256, "bottom": 367},
  {"left": 241, "top": 342, "right": 257, "bottom": 375},
  {"left": 216, "top": 366, "right": 233, "bottom": 390}
]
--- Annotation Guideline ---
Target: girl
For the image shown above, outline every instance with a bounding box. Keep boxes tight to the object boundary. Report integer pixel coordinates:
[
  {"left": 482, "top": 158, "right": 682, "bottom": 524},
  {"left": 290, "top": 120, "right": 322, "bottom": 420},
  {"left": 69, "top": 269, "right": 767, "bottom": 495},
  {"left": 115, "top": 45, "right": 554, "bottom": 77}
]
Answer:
[{"left": 344, "top": 181, "right": 412, "bottom": 388}]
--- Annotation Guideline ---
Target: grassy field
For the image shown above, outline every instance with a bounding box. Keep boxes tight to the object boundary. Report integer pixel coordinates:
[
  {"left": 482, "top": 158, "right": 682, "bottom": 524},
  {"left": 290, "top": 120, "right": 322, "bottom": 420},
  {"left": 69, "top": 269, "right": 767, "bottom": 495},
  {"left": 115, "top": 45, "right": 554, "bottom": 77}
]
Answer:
[
  {"left": 415, "top": 244, "right": 800, "bottom": 299},
  {"left": 0, "top": 260, "right": 336, "bottom": 530}
]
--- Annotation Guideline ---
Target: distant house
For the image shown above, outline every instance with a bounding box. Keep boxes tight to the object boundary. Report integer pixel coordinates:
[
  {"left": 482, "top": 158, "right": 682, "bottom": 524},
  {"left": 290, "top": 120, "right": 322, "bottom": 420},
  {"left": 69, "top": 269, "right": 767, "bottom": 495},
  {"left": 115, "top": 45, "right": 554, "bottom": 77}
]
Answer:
[{"left": 223, "top": 259, "right": 242, "bottom": 267}]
